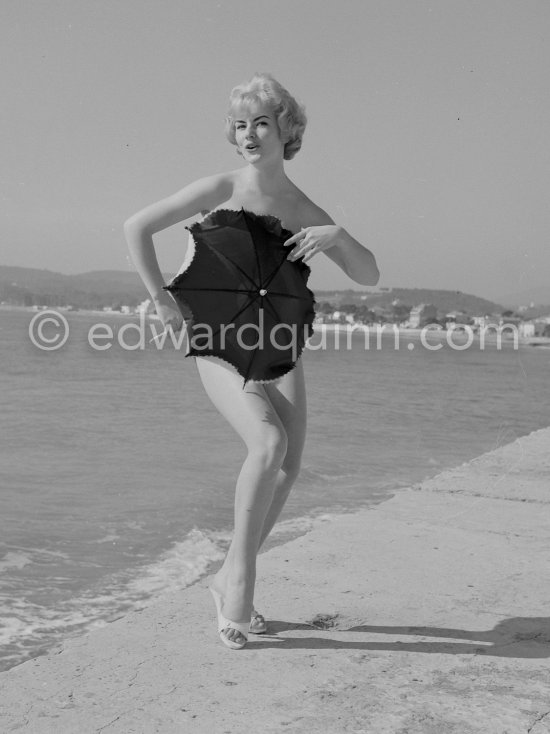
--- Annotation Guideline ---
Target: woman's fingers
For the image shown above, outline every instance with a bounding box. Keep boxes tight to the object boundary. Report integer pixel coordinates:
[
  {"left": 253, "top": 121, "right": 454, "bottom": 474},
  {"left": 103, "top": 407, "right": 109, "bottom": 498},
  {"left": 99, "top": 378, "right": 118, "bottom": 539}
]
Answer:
[
  {"left": 283, "top": 228, "right": 308, "bottom": 247},
  {"left": 287, "top": 225, "right": 340, "bottom": 261},
  {"left": 285, "top": 229, "right": 310, "bottom": 261},
  {"left": 148, "top": 320, "right": 184, "bottom": 344},
  {"left": 165, "top": 314, "right": 183, "bottom": 331},
  {"left": 154, "top": 301, "right": 184, "bottom": 332}
]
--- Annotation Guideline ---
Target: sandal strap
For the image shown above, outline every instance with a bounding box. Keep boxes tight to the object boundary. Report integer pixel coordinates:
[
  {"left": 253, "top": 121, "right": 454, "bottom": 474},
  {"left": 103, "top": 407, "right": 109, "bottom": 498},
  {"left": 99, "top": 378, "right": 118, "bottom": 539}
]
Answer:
[{"left": 218, "top": 615, "right": 249, "bottom": 639}]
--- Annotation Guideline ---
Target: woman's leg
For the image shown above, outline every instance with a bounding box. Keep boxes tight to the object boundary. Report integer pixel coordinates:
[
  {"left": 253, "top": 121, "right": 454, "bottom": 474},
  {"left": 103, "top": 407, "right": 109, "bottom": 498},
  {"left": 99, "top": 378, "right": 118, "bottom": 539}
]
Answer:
[
  {"left": 258, "top": 358, "right": 307, "bottom": 548},
  {"left": 195, "top": 356, "right": 288, "bottom": 645}
]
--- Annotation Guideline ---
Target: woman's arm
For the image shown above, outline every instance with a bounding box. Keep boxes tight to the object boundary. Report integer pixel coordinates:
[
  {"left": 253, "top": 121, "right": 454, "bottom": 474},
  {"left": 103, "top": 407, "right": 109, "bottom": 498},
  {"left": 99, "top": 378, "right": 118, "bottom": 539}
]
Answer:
[
  {"left": 124, "top": 173, "right": 232, "bottom": 303},
  {"left": 315, "top": 225, "right": 380, "bottom": 286},
  {"left": 285, "top": 206, "right": 380, "bottom": 286}
]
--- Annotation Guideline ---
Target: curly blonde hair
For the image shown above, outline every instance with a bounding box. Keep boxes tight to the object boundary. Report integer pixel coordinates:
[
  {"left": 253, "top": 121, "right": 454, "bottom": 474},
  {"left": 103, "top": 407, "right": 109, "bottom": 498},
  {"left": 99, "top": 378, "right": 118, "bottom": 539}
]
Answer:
[{"left": 224, "top": 73, "right": 307, "bottom": 160}]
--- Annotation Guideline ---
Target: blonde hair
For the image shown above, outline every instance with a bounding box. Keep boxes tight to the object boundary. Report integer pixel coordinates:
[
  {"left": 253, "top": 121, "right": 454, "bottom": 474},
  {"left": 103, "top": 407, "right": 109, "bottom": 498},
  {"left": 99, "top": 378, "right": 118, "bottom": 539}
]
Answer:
[{"left": 224, "top": 73, "right": 307, "bottom": 160}]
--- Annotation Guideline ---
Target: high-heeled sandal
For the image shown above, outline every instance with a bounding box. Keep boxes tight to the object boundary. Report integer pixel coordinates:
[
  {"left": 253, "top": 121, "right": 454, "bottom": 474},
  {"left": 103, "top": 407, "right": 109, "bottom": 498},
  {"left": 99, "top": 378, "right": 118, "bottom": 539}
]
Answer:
[
  {"left": 249, "top": 609, "right": 268, "bottom": 634},
  {"left": 209, "top": 586, "right": 249, "bottom": 650}
]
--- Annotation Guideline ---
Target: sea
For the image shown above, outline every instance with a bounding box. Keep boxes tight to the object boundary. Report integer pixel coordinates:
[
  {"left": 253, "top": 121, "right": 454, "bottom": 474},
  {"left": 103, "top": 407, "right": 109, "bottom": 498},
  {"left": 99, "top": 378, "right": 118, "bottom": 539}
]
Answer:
[{"left": 1, "top": 307, "right": 549, "bottom": 672}]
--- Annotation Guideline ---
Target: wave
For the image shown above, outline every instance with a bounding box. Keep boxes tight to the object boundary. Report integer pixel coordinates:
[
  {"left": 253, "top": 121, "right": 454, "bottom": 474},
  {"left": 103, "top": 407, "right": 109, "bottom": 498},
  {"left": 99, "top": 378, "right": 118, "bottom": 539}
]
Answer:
[
  {"left": 0, "top": 514, "right": 329, "bottom": 672},
  {"left": 0, "top": 551, "right": 33, "bottom": 573},
  {"left": 0, "top": 528, "right": 225, "bottom": 671}
]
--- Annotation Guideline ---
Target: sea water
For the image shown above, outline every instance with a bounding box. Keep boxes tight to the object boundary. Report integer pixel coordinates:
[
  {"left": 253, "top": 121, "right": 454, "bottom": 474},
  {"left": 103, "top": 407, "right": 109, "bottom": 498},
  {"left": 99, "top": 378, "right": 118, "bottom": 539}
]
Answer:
[{"left": 1, "top": 308, "right": 548, "bottom": 671}]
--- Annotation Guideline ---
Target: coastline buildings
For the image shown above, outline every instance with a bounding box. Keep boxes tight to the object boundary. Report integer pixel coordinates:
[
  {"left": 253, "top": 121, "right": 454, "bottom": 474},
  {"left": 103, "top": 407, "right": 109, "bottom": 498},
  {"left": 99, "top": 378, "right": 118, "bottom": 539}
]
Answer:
[{"left": 407, "top": 304, "right": 437, "bottom": 328}]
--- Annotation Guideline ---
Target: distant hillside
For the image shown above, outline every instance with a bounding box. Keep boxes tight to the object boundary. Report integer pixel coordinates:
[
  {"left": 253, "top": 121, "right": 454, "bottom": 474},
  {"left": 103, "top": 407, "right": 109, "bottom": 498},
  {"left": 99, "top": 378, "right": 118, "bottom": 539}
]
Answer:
[
  {"left": 0, "top": 266, "right": 504, "bottom": 315},
  {"left": 0, "top": 266, "right": 159, "bottom": 309},
  {"left": 315, "top": 287, "right": 503, "bottom": 317}
]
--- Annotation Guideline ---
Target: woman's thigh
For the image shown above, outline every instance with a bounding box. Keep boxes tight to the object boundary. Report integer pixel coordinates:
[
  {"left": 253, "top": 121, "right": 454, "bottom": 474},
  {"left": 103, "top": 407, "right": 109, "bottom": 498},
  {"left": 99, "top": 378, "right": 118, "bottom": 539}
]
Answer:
[
  {"left": 194, "top": 357, "right": 287, "bottom": 451},
  {"left": 264, "top": 358, "right": 307, "bottom": 471}
]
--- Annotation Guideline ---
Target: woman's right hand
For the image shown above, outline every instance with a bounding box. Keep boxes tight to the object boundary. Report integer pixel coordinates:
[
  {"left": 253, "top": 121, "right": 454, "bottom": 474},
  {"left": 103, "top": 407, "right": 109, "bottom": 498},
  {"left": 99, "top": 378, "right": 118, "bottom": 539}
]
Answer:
[{"left": 153, "top": 291, "right": 184, "bottom": 333}]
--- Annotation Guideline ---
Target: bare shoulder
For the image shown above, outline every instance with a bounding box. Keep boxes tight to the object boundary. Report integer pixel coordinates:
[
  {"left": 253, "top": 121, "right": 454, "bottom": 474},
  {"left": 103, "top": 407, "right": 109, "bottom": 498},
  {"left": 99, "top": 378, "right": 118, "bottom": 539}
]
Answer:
[
  {"left": 183, "top": 170, "right": 235, "bottom": 208},
  {"left": 196, "top": 168, "right": 243, "bottom": 212},
  {"left": 295, "top": 195, "right": 335, "bottom": 228},
  {"left": 156, "top": 169, "right": 235, "bottom": 210},
  {"left": 125, "top": 171, "right": 235, "bottom": 234}
]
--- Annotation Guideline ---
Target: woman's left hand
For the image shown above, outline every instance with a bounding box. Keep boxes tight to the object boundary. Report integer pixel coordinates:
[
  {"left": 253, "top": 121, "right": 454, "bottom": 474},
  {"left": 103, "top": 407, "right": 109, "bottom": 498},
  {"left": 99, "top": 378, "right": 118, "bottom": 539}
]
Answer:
[{"left": 284, "top": 225, "right": 342, "bottom": 263}]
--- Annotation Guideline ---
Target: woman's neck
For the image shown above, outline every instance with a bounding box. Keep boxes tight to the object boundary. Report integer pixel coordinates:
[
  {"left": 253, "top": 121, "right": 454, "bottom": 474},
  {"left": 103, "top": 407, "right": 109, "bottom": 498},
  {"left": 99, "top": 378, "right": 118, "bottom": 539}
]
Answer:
[{"left": 242, "top": 159, "right": 289, "bottom": 194}]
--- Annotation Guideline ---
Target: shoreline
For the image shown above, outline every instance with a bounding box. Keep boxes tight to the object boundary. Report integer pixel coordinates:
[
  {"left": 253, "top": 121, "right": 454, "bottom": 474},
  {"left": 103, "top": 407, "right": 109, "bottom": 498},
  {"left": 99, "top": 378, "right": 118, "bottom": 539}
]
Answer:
[
  {"left": 0, "top": 304, "right": 161, "bottom": 319},
  {"left": 0, "top": 491, "right": 395, "bottom": 675},
  {"left": 5, "top": 305, "right": 549, "bottom": 347},
  {"left": 313, "top": 323, "right": 550, "bottom": 347},
  {"left": 1, "top": 427, "right": 549, "bottom": 732}
]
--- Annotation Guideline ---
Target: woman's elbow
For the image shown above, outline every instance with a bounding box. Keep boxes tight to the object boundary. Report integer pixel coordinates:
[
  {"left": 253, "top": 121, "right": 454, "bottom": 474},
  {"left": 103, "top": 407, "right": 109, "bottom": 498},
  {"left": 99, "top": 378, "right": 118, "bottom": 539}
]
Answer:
[
  {"left": 354, "top": 268, "right": 380, "bottom": 287},
  {"left": 124, "top": 214, "right": 153, "bottom": 243},
  {"left": 352, "top": 255, "right": 380, "bottom": 286},
  {"left": 368, "top": 263, "right": 380, "bottom": 286},
  {"left": 124, "top": 214, "right": 143, "bottom": 236}
]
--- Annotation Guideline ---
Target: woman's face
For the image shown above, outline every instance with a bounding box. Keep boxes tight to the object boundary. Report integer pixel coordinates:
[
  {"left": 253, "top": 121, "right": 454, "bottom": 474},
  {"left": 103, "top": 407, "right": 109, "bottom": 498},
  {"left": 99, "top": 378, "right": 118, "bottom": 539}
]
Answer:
[{"left": 233, "top": 101, "right": 284, "bottom": 162}]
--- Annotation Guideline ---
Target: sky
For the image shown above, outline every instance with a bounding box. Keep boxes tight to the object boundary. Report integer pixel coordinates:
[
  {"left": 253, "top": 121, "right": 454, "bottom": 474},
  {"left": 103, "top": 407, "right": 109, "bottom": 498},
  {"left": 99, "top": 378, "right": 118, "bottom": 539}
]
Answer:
[{"left": 2, "top": 0, "right": 549, "bottom": 301}]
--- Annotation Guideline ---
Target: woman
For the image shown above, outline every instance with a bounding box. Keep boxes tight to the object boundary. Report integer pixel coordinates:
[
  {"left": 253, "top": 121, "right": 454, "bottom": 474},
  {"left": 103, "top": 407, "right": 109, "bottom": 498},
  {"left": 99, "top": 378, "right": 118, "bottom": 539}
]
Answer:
[{"left": 124, "top": 73, "right": 379, "bottom": 650}]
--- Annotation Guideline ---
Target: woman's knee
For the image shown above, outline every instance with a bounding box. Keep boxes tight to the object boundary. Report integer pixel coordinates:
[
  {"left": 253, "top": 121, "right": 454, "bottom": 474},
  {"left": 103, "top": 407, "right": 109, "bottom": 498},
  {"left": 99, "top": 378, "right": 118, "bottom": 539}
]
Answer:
[
  {"left": 281, "top": 455, "right": 302, "bottom": 484},
  {"left": 247, "top": 428, "right": 288, "bottom": 470}
]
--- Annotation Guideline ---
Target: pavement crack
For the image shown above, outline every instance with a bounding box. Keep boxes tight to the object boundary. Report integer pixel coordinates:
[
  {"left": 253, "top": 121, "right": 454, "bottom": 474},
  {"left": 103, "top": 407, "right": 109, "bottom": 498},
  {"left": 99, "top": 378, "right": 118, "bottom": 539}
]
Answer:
[
  {"left": 527, "top": 710, "right": 550, "bottom": 733},
  {"left": 127, "top": 658, "right": 149, "bottom": 685},
  {"left": 96, "top": 715, "right": 122, "bottom": 733}
]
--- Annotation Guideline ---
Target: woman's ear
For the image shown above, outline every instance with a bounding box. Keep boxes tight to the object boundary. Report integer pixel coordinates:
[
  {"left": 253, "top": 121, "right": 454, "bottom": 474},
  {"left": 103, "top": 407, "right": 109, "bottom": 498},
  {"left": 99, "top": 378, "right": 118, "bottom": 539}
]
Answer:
[{"left": 277, "top": 123, "right": 289, "bottom": 144}]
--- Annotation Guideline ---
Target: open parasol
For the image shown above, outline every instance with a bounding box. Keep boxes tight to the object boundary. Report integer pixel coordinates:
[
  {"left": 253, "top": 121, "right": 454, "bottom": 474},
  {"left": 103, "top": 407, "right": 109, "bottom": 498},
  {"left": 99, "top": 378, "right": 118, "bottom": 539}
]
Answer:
[{"left": 163, "top": 208, "right": 316, "bottom": 385}]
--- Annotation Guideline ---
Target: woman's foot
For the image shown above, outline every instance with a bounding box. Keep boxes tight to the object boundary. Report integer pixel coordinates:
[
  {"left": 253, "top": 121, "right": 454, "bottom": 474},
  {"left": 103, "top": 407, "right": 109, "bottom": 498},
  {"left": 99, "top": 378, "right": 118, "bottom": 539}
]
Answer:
[
  {"left": 249, "top": 609, "right": 268, "bottom": 634},
  {"left": 210, "top": 574, "right": 252, "bottom": 648},
  {"left": 209, "top": 586, "right": 249, "bottom": 649},
  {"left": 212, "top": 571, "right": 266, "bottom": 635}
]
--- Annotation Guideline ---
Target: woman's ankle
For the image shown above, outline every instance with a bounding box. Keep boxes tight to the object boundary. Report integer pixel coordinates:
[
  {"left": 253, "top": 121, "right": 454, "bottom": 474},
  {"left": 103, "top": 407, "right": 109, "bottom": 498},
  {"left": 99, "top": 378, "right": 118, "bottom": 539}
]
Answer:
[{"left": 214, "top": 568, "right": 254, "bottom": 590}]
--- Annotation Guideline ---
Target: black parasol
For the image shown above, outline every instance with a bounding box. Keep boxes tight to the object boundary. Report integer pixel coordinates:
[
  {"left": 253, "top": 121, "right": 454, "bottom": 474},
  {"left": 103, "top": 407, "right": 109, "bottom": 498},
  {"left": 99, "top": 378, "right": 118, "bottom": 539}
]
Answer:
[{"left": 163, "top": 208, "right": 316, "bottom": 385}]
